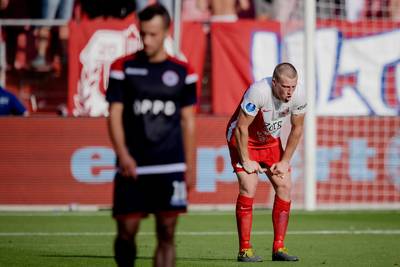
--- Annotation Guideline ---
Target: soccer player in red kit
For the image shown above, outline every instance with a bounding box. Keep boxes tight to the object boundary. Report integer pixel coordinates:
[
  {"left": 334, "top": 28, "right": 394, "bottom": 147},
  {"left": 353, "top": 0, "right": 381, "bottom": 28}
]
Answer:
[{"left": 226, "top": 63, "right": 306, "bottom": 262}]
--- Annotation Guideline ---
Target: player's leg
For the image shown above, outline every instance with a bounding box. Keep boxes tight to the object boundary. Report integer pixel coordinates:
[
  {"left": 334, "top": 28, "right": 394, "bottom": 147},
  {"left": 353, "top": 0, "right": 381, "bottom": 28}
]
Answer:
[
  {"left": 154, "top": 214, "right": 178, "bottom": 267},
  {"left": 114, "top": 216, "right": 141, "bottom": 267},
  {"left": 112, "top": 172, "right": 146, "bottom": 267},
  {"left": 261, "top": 143, "right": 298, "bottom": 261},
  {"left": 229, "top": 146, "right": 262, "bottom": 262},
  {"left": 150, "top": 172, "right": 186, "bottom": 267},
  {"left": 236, "top": 170, "right": 258, "bottom": 250},
  {"left": 267, "top": 170, "right": 299, "bottom": 261},
  {"left": 235, "top": 171, "right": 263, "bottom": 262}
]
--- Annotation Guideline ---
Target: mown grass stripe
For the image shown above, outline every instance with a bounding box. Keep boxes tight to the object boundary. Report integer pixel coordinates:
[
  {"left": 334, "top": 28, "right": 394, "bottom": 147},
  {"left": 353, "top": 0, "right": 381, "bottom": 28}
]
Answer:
[{"left": 0, "top": 229, "right": 399, "bottom": 236}]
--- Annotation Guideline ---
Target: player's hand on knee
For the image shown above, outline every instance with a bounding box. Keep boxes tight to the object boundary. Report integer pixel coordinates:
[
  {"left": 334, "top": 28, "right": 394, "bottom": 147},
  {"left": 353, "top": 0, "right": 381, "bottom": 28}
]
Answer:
[
  {"left": 242, "top": 160, "right": 266, "bottom": 174},
  {"left": 270, "top": 160, "right": 290, "bottom": 179},
  {"left": 118, "top": 153, "right": 137, "bottom": 179}
]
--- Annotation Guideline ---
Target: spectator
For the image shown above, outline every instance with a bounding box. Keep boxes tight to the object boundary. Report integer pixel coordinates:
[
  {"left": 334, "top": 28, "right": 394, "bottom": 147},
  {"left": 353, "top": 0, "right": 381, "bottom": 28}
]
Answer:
[
  {"left": 345, "top": 0, "right": 391, "bottom": 21},
  {"left": 182, "top": 0, "right": 210, "bottom": 21},
  {"left": 317, "top": 0, "right": 345, "bottom": 19},
  {"left": 197, "top": 0, "right": 250, "bottom": 22},
  {"left": 0, "top": 86, "right": 29, "bottom": 116},
  {"left": 136, "top": 0, "right": 174, "bottom": 17},
  {"left": 345, "top": 0, "right": 365, "bottom": 21},
  {"left": 0, "top": 0, "right": 41, "bottom": 70},
  {"left": 271, "top": 0, "right": 300, "bottom": 22},
  {"left": 31, "top": 0, "right": 75, "bottom": 72},
  {"left": 390, "top": 0, "right": 400, "bottom": 21},
  {"left": 78, "top": 0, "right": 136, "bottom": 19},
  {"left": 364, "top": 0, "right": 390, "bottom": 18},
  {"left": 253, "top": 0, "right": 273, "bottom": 20}
]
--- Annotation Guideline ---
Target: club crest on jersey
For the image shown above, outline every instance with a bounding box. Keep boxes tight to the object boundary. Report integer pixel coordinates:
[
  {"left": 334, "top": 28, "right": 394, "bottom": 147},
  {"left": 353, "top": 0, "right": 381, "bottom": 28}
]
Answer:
[
  {"left": 245, "top": 103, "right": 256, "bottom": 112},
  {"left": 162, "top": 70, "right": 179, "bottom": 87}
]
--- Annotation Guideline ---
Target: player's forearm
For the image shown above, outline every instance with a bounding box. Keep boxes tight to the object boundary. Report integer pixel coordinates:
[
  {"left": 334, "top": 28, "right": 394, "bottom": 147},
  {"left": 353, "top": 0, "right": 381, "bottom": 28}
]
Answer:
[
  {"left": 281, "top": 125, "right": 303, "bottom": 162},
  {"left": 181, "top": 111, "right": 196, "bottom": 169},
  {"left": 196, "top": 0, "right": 209, "bottom": 11},
  {"left": 235, "top": 125, "right": 250, "bottom": 163},
  {"left": 107, "top": 108, "right": 130, "bottom": 158},
  {"left": 238, "top": 0, "right": 250, "bottom": 10}
]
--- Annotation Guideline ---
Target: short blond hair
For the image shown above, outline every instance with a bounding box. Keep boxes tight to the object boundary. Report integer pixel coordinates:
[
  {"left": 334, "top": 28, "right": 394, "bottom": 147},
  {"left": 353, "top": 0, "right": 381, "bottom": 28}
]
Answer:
[{"left": 273, "top": 62, "right": 297, "bottom": 82}]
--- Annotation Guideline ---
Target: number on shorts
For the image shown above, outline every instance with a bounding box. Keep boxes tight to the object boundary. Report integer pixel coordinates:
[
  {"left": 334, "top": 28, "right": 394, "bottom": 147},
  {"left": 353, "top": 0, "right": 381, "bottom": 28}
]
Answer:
[{"left": 170, "top": 181, "right": 187, "bottom": 206}]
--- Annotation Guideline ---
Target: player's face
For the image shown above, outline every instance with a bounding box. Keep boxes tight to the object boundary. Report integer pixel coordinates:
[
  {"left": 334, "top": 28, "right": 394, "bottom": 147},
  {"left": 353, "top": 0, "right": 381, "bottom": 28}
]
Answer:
[
  {"left": 140, "top": 16, "right": 168, "bottom": 59},
  {"left": 272, "top": 75, "right": 298, "bottom": 103}
]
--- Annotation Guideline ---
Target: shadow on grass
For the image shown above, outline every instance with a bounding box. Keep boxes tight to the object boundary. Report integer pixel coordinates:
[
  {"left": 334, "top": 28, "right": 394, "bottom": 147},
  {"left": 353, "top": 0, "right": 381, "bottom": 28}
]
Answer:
[{"left": 41, "top": 254, "right": 235, "bottom": 262}]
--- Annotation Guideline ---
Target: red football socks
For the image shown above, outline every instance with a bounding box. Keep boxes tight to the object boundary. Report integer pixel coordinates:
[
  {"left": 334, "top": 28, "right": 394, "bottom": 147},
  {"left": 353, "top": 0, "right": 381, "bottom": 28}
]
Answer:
[
  {"left": 272, "top": 195, "right": 291, "bottom": 252},
  {"left": 236, "top": 194, "right": 254, "bottom": 251}
]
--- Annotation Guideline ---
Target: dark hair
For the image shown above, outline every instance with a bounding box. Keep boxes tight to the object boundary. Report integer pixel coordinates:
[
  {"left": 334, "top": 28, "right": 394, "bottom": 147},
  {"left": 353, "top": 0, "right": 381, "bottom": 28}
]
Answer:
[
  {"left": 273, "top": 62, "right": 298, "bottom": 81},
  {"left": 138, "top": 3, "right": 171, "bottom": 29}
]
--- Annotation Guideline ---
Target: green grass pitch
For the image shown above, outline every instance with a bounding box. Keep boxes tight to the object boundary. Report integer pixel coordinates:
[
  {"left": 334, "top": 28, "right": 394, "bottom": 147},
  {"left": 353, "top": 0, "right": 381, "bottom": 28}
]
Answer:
[{"left": 0, "top": 210, "right": 399, "bottom": 266}]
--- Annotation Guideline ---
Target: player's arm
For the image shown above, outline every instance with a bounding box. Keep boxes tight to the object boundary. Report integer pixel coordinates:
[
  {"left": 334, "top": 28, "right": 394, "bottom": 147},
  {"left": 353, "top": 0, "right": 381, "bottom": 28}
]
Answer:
[
  {"left": 238, "top": 0, "right": 250, "bottom": 11},
  {"left": 235, "top": 109, "right": 265, "bottom": 174},
  {"left": 283, "top": 113, "right": 305, "bottom": 162},
  {"left": 196, "top": 0, "right": 209, "bottom": 11},
  {"left": 181, "top": 104, "right": 196, "bottom": 192},
  {"left": 271, "top": 113, "right": 305, "bottom": 177},
  {"left": 107, "top": 102, "right": 137, "bottom": 178}
]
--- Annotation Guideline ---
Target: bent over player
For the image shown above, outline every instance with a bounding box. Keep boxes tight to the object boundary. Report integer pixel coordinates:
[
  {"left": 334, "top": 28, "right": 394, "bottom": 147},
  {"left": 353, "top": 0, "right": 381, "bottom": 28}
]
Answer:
[
  {"left": 226, "top": 63, "right": 306, "bottom": 262},
  {"left": 106, "top": 4, "right": 197, "bottom": 267}
]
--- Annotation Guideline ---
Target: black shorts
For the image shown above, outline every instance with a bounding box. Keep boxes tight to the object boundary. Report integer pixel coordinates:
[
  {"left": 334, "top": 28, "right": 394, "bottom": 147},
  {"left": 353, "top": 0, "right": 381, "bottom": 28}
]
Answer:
[{"left": 112, "top": 172, "right": 187, "bottom": 219}]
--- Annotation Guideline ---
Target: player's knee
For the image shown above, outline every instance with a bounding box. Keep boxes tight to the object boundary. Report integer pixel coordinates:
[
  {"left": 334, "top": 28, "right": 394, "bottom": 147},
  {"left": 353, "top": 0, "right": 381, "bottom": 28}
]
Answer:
[
  {"left": 238, "top": 176, "right": 258, "bottom": 197},
  {"left": 117, "top": 230, "right": 134, "bottom": 241},
  {"left": 117, "top": 220, "right": 140, "bottom": 240},
  {"left": 156, "top": 221, "right": 176, "bottom": 243},
  {"left": 157, "top": 227, "right": 175, "bottom": 243},
  {"left": 239, "top": 187, "right": 256, "bottom": 198},
  {"left": 274, "top": 179, "right": 291, "bottom": 195},
  {"left": 157, "top": 237, "right": 175, "bottom": 249}
]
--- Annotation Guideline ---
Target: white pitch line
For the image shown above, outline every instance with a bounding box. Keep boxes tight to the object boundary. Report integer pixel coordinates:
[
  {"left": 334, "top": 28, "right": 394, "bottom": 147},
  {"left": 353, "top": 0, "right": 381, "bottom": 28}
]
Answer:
[{"left": 0, "top": 229, "right": 400, "bottom": 237}]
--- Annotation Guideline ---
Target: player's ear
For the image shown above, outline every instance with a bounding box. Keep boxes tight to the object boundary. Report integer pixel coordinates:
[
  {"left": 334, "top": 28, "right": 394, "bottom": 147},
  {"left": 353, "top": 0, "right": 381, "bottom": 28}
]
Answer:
[{"left": 163, "top": 30, "right": 169, "bottom": 39}]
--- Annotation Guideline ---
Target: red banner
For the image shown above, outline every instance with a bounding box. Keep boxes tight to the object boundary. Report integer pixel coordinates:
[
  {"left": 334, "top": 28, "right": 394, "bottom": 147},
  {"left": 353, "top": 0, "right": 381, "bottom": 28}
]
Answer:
[
  {"left": 211, "top": 20, "right": 280, "bottom": 115},
  {"left": 68, "top": 17, "right": 206, "bottom": 116},
  {"left": 67, "top": 19, "right": 399, "bottom": 117},
  {"left": 211, "top": 20, "right": 400, "bottom": 116},
  {"left": 0, "top": 118, "right": 113, "bottom": 204},
  {"left": 0, "top": 117, "right": 399, "bottom": 207}
]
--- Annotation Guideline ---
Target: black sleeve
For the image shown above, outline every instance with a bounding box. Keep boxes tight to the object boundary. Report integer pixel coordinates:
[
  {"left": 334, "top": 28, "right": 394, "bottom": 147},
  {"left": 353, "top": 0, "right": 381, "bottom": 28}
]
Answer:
[
  {"left": 106, "top": 77, "right": 124, "bottom": 103},
  {"left": 180, "top": 82, "right": 197, "bottom": 107},
  {"left": 106, "top": 58, "right": 126, "bottom": 103}
]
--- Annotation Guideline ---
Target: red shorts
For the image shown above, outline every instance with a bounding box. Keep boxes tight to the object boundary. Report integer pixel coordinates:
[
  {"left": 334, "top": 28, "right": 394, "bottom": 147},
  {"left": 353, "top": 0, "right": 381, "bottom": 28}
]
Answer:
[{"left": 228, "top": 143, "right": 284, "bottom": 173}]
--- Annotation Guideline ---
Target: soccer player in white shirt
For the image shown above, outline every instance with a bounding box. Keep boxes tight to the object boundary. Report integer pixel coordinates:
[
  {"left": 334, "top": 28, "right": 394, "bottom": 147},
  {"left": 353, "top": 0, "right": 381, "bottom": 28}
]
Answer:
[{"left": 226, "top": 62, "right": 306, "bottom": 262}]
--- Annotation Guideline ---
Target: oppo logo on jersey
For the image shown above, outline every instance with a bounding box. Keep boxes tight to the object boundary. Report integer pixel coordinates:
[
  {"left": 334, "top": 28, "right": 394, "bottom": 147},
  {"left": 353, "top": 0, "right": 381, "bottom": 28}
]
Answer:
[{"left": 133, "top": 99, "right": 176, "bottom": 116}]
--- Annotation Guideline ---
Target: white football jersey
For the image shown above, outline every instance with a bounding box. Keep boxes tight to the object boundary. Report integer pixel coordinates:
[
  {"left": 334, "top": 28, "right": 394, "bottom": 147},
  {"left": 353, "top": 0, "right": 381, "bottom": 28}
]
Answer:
[{"left": 227, "top": 77, "right": 306, "bottom": 148}]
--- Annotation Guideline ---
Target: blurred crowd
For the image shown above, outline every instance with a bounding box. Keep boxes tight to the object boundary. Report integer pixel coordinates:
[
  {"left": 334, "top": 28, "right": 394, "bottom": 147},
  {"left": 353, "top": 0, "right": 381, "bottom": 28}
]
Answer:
[
  {"left": 0, "top": 0, "right": 399, "bottom": 116},
  {"left": 0, "top": 0, "right": 399, "bottom": 73}
]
